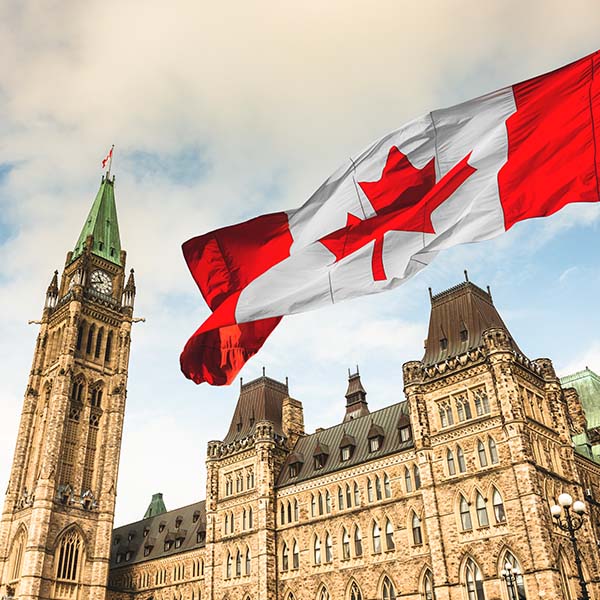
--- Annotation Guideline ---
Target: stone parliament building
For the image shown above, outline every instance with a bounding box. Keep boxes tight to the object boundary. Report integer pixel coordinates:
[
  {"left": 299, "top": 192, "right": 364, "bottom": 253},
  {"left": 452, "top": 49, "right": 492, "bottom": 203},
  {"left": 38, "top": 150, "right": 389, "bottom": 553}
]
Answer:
[{"left": 1, "top": 178, "right": 600, "bottom": 600}]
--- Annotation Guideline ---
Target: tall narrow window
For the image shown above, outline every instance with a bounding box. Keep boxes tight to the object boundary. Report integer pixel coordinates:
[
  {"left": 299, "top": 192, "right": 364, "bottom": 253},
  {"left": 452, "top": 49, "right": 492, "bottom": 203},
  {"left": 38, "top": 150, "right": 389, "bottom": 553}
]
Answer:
[
  {"left": 488, "top": 438, "right": 499, "bottom": 464},
  {"left": 465, "top": 558, "right": 485, "bottom": 600},
  {"left": 474, "top": 388, "right": 490, "bottom": 416},
  {"left": 280, "top": 503, "right": 285, "bottom": 525},
  {"left": 293, "top": 500, "right": 298, "bottom": 522},
  {"left": 502, "top": 551, "right": 527, "bottom": 600},
  {"left": 382, "top": 576, "right": 397, "bottom": 600},
  {"left": 478, "top": 441, "right": 488, "bottom": 467},
  {"left": 354, "top": 526, "right": 363, "bottom": 556},
  {"left": 375, "top": 476, "right": 383, "bottom": 500},
  {"left": 325, "top": 490, "right": 332, "bottom": 513},
  {"left": 492, "top": 489, "right": 506, "bottom": 523},
  {"left": 311, "top": 494, "right": 316, "bottom": 517},
  {"left": 248, "top": 507, "right": 253, "bottom": 528},
  {"left": 412, "top": 512, "right": 423, "bottom": 545},
  {"left": 372, "top": 522, "right": 381, "bottom": 554},
  {"left": 346, "top": 483, "right": 352, "bottom": 507},
  {"left": 354, "top": 481, "right": 360, "bottom": 506},
  {"left": 384, "top": 473, "right": 392, "bottom": 498},
  {"left": 325, "top": 532, "right": 333, "bottom": 563},
  {"left": 367, "top": 478, "right": 374, "bottom": 502},
  {"left": 235, "top": 549, "right": 241, "bottom": 577},
  {"left": 318, "top": 492, "right": 324, "bottom": 515},
  {"left": 460, "top": 495, "right": 472, "bottom": 531},
  {"left": 405, "top": 467, "right": 413, "bottom": 493},
  {"left": 314, "top": 536, "right": 321, "bottom": 565},
  {"left": 292, "top": 540, "right": 299, "bottom": 569},
  {"left": 8, "top": 529, "right": 26, "bottom": 584},
  {"left": 457, "top": 446, "right": 467, "bottom": 473},
  {"left": 287, "top": 501, "right": 292, "bottom": 523},
  {"left": 350, "top": 581, "right": 363, "bottom": 600},
  {"left": 385, "top": 519, "right": 395, "bottom": 550},
  {"left": 476, "top": 493, "right": 489, "bottom": 527},
  {"left": 282, "top": 542, "right": 289, "bottom": 571},
  {"left": 226, "top": 552, "right": 232, "bottom": 578},
  {"left": 414, "top": 465, "right": 421, "bottom": 489},
  {"left": 338, "top": 486, "right": 344, "bottom": 510},
  {"left": 86, "top": 324, "right": 95, "bottom": 354},
  {"left": 342, "top": 528, "right": 351, "bottom": 559},
  {"left": 104, "top": 331, "right": 113, "bottom": 362},
  {"left": 94, "top": 328, "right": 104, "bottom": 358},
  {"left": 76, "top": 323, "right": 85, "bottom": 351},
  {"left": 55, "top": 529, "right": 84, "bottom": 584},
  {"left": 447, "top": 449, "right": 456, "bottom": 476},
  {"left": 318, "top": 586, "right": 331, "bottom": 600},
  {"left": 423, "top": 569, "right": 435, "bottom": 600}
]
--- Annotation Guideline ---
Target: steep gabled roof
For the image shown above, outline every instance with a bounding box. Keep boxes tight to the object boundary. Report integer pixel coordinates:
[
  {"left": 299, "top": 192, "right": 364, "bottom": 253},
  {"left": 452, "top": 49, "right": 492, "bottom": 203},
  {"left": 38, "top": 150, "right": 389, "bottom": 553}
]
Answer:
[
  {"left": 72, "top": 175, "right": 122, "bottom": 265},
  {"left": 110, "top": 500, "right": 205, "bottom": 568},
  {"left": 223, "top": 375, "right": 288, "bottom": 444},
  {"left": 277, "top": 401, "right": 412, "bottom": 487},
  {"left": 423, "top": 281, "right": 520, "bottom": 366}
]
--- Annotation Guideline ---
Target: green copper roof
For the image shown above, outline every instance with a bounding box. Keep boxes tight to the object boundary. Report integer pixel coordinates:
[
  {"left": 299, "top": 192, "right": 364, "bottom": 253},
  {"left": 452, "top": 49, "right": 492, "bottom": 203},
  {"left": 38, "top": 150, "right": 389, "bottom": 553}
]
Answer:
[
  {"left": 72, "top": 175, "right": 122, "bottom": 265},
  {"left": 144, "top": 493, "right": 167, "bottom": 519},
  {"left": 561, "top": 367, "right": 600, "bottom": 430}
]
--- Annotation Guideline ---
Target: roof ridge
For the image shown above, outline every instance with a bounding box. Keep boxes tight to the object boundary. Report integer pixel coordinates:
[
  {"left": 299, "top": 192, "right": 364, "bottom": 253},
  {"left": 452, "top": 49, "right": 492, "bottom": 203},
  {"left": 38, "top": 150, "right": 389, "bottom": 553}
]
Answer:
[{"left": 113, "top": 499, "right": 205, "bottom": 531}]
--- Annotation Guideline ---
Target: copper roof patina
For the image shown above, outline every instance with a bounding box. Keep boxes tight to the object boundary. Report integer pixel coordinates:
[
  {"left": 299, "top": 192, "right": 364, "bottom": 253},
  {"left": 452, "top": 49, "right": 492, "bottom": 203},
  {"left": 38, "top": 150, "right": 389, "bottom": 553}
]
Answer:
[
  {"left": 423, "top": 281, "right": 520, "bottom": 366},
  {"left": 277, "top": 401, "right": 412, "bottom": 487},
  {"left": 110, "top": 499, "right": 206, "bottom": 568},
  {"left": 72, "top": 175, "right": 122, "bottom": 265},
  {"left": 561, "top": 368, "right": 600, "bottom": 430}
]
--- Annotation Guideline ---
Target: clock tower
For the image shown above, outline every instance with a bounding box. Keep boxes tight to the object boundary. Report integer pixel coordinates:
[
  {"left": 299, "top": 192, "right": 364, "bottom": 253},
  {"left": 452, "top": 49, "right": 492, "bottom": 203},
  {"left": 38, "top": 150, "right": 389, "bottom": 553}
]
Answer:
[{"left": 0, "top": 173, "right": 136, "bottom": 600}]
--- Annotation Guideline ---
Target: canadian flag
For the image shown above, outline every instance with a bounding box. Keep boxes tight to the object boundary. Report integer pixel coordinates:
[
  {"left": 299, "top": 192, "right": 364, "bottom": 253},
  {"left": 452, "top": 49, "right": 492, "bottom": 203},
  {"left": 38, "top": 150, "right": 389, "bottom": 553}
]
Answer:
[{"left": 181, "top": 50, "right": 600, "bottom": 385}]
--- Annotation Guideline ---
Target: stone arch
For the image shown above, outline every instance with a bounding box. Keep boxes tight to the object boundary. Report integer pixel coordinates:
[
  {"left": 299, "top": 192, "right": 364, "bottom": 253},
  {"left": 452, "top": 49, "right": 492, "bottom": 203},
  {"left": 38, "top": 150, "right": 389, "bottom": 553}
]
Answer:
[
  {"left": 345, "top": 577, "right": 363, "bottom": 600},
  {"left": 7, "top": 524, "right": 28, "bottom": 585},
  {"left": 459, "top": 553, "right": 486, "bottom": 599},
  {"left": 378, "top": 572, "right": 398, "bottom": 600},
  {"left": 52, "top": 525, "right": 87, "bottom": 599},
  {"left": 316, "top": 583, "right": 330, "bottom": 600}
]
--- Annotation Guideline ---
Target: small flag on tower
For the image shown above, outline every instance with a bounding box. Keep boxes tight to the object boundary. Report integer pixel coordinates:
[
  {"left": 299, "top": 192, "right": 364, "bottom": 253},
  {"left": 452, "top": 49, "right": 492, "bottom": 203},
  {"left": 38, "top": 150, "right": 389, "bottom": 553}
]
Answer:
[{"left": 102, "top": 145, "right": 114, "bottom": 171}]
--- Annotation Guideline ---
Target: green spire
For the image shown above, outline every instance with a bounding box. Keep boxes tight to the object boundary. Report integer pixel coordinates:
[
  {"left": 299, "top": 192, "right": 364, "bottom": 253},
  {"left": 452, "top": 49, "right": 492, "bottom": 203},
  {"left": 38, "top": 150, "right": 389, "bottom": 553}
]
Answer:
[
  {"left": 144, "top": 493, "right": 167, "bottom": 519},
  {"left": 72, "top": 175, "right": 122, "bottom": 265}
]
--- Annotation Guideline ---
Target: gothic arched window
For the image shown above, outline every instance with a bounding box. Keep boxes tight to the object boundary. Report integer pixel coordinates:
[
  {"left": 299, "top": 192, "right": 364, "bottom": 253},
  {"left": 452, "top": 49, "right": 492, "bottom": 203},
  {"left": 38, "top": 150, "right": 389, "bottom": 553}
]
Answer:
[
  {"left": 422, "top": 569, "right": 435, "bottom": 600},
  {"left": 293, "top": 499, "right": 299, "bottom": 521},
  {"left": 414, "top": 465, "right": 421, "bottom": 489},
  {"left": 292, "top": 540, "right": 299, "bottom": 569},
  {"left": 325, "top": 532, "right": 333, "bottom": 563},
  {"left": 353, "top": 481, "right": 360, "bottom": 506},
  {"left": 55, "top": 529, "right": 84, "bottom": 584},
  {"left": 464, "top": 558, "right": 485, "bottom": 600},
  {"left": 384, "top": 473, "right": 392, "bottom": 498},
  {"left": 235, "top": 549, "right": 242, "bottom": 577},
  {"left": 404, "top": 467, "right": 413, "bottom": 493},
  {"left": 86, "top": 324, "right": 95, "bottom": 354},
  {"left": 375, "top": 476, "right": 383, "bottom": 500},
  {"left": 372, "top": 522, "right": 381, "bottom": 554},
  {"left": 338, "top": 485, "right": 344, "bottom": 510},
  {"left": 447, "top": 449, "right": 456, "bottom": 475},
  {"left": 478, "top": 441, "right": 488, "bottom": 467},
  {"left": 245, "top": 547, "right": 251, "bottom": 575},
  {"left": 226, "top": 552, "right": 232, "bottom": 578},
  {"left": 342, "top": 527, "right": 351, "bottom": 559},
  {"left": 313, "top": 536, "right": 321, "bottom": 565},
  {"left": 382, "top": 575, "right": 397, "bottom": 600},
  {"left": 367, "top": 478, "right": 374, "bottom": 502},
  {"left": 492, "top": 489, "right": 506, "bottom": 523},
  {"left": 412, "top": 512, "right": 423, "bottom": 545},
  {"left": 349, "top": 581, "right": 363, "bottom": 600},
  {"left": 460, "top": 495, "right": 472, "bottom": 531},
  {"left": 476, "top": 492, "right": 489, "bottom": 527},
  {"left": 8, "top": 528, "right": 26, "bottom": 584},
  {"left": 385, "top": 519, "right": 395, "bottom": 550},
  {"left": 282, "top": 542, "right": 289, "bottom": 571},
  {"left": 501, "top": 550, "right": 527, "bottom": 599},
  {"left": 354, "top": 525, "right": 363, "bottom": 556},
  {"left": 318, "top": 586, "right": 330, "bottom": 600},
  {"left": 457, "top": 446, "right": 467, "bottom": 473},
  {"left": 94, "top": 328, "right": 104, "bottom": 358}
]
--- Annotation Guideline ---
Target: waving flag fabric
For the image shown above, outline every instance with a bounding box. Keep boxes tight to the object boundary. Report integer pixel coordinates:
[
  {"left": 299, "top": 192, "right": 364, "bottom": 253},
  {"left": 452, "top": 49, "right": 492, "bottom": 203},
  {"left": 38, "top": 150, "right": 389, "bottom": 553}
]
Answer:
[{"left": 181, "top": 50, "right": 600, "bottom": 385}]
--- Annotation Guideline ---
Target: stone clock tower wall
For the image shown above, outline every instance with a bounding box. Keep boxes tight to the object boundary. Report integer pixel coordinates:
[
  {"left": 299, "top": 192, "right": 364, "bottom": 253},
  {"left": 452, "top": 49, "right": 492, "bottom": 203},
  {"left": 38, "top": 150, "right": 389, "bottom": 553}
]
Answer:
[{"left": 0, "top": 175, "right": 136, "bottom": 600}]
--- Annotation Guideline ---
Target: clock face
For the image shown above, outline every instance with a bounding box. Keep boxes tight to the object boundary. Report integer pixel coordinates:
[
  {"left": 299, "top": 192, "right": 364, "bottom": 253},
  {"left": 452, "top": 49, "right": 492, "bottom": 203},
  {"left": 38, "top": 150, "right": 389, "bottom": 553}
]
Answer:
[{"left": 90, "top": 269, "right": 112, "bottom": 295}]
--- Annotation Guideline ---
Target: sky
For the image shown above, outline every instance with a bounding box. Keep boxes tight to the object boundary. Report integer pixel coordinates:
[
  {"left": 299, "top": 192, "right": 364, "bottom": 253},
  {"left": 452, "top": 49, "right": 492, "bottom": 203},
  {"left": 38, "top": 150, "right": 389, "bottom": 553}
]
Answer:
[{"left": 1, "top": 1, "right": 600, "bottom": 527}]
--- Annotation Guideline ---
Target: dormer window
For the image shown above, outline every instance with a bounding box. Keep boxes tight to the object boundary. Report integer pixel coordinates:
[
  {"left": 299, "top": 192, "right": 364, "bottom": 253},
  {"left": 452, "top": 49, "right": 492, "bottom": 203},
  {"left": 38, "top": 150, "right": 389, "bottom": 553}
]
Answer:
[
  {"left": 197, "top": 531, "right": 205, "bottom": 544},
  {"left": 175, "top": 538, "right": 182, "bottom": 548},
  {"left": 289, "top": 463, "right": 299, "bottom": 477},
  {"left": 339, "top": 432, "right": 356, "bottom": 462},
  {"left": 125, "top": 551, "right": 132, "bottom": 561},
  {"left": 367, "top": 423, "right": 385, "bottom": 453},
  {"left": 460, "top": 327, "right": 468, "bottom": 342},
  {"left": 313, "top": 442, "right": 329, "bottom": 470},
  {"left": 193, "top": 511, "right": 201, "bottom": 523},
  {"left": 127, "top": 532, "right": 135, "bottom": 542},
  {"left": 440, "top": 337, "right": 448, "bottom": 350},
  {"left": 399, "top": 425, "right": 411, "bottom": 442},
  {"left": 144, "top": 546, "right": 151, "bottom": 557},
  {"left": 143, "top": 528, "right": 149, "bottom": 538},
  {"left": 114, "top": 536, "right": 121, "bottom": 546},
  {"left": 164, "top": 540, "right": 173, "bottom": 551},
  {"left": 175, "top": 516, "right": 183, "bottom": 529},
  {"left": 158, "top": 521, "right": 166, "bottom": 533},
  {"left": 116, "top": 553, "right": 123, "bottom": 564}
]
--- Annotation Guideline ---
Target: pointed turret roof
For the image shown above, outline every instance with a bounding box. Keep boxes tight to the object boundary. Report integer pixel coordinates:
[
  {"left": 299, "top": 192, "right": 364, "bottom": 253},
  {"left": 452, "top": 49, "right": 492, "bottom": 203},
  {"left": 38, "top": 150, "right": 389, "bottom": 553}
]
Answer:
[
  {"left": 72, "top": 175, "right": 122, "bottom": 265},
  {"left": 344, "top": 369, "right": 369, "bottom": 422},
  {"left": 422, "top": 280, "right": 520, "bottom": 366}
]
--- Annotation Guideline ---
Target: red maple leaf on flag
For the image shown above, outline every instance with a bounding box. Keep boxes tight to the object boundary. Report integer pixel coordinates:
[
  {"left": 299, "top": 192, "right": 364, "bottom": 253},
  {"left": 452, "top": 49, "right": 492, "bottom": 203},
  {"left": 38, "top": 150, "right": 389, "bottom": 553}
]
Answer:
[{"left": 319, "top": 147, "right": 477, "bottom": 280}]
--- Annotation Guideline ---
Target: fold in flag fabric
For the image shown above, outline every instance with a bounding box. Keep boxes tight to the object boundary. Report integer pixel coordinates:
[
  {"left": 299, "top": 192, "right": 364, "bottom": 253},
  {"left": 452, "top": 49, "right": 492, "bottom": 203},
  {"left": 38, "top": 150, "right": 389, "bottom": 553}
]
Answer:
[{"left": 181, "top": 50, "right": 600, "bottom": 385}]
